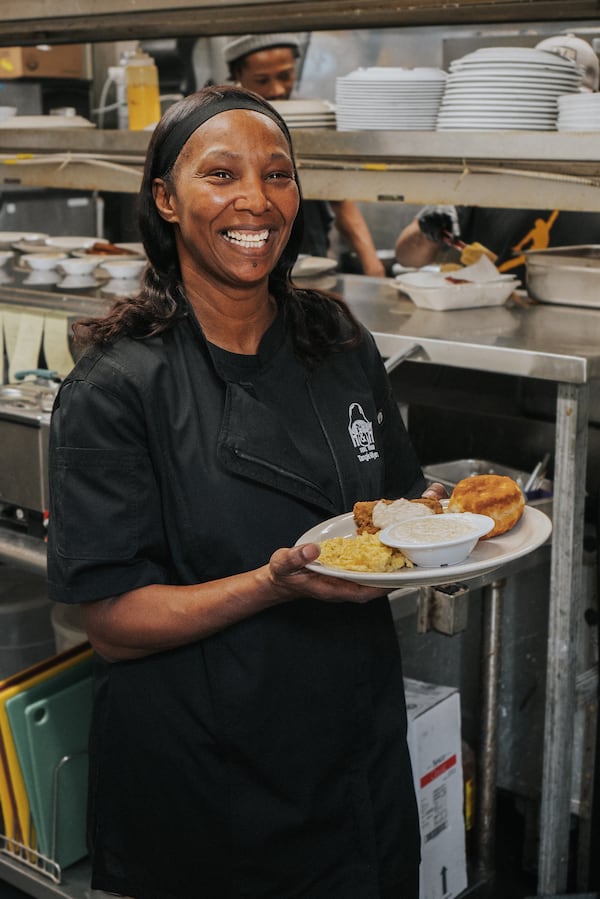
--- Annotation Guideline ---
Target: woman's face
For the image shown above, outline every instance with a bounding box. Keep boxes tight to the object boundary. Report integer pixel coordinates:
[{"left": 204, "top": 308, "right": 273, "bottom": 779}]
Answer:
[{"left": 153, "top": 109, "right": 300, "bottom": 289}]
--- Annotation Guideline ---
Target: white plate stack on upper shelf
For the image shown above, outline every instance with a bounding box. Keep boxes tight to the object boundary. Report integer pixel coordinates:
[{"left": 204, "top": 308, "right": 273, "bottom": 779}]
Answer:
[
  {"left": 557, "top": 92, "right": 600, "bottom": 130},
  {"left": 335, "top": 66, "right": 447, "bottom": 131},
  {"left": 436, "top": 46, "right": 582, "bottom": 131},
  {"left": 268, "top": 99, "right": 337, "bottom": 129}
]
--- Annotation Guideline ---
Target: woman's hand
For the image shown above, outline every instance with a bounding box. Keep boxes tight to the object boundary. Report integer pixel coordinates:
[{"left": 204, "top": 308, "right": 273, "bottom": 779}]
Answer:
[{"left": 267, "top": 543, "right": 388, "bottom": 605}]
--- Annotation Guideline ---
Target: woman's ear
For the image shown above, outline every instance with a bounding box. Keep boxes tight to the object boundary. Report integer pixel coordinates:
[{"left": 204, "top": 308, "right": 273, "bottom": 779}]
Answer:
[{"left": 153, "top": 178, "right": 178, "bottom": 223}]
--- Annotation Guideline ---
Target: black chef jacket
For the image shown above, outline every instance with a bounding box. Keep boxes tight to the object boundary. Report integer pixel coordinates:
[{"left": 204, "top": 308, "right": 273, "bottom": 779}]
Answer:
[{"left": 48, "top": 304, "right": 425, "bottom": 899}]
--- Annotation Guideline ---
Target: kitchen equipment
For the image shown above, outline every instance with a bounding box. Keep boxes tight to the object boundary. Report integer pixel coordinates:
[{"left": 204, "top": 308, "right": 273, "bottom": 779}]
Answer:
[
  {"left": 523, "top": 452, "right": 551, "bottom": 494},
  {"left": 21, "top": 675, "right": 92, "bottom": 866},
  {"left": 525, "top": 244, "right": 600, "bottom": 308},
  {"left": 0, "top": 646, "right": 92, "bottom": 848},
  {"left": 0, "top": 373, "right": 59, "bottom": 531},
  {"left": 0, "top": 568, "right": 55, "bottom": 680}
]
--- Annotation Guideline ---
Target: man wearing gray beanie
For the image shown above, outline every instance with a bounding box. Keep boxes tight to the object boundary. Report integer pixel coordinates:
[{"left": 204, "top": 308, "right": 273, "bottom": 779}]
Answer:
[{"left": 223, "top": 33, "right": 385, "bottom": 276}]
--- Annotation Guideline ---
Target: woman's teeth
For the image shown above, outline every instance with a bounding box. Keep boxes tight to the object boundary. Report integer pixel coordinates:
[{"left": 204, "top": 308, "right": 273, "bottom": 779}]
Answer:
[{"left": 225, "top": 229, "right": 269, "bottom": 249}]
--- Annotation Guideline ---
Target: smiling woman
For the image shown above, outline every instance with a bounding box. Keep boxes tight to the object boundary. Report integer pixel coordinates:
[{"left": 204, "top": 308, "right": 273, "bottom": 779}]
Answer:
[
  {"left": 151, "top": 105, "right": 300, "bottom": 346},
  {"left": 47, "top": 85, "right": 430, "bottom": 899}
]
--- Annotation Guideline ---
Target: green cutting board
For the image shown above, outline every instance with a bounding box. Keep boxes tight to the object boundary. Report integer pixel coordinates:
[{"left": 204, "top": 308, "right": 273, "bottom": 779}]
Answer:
[
  {"left": 5, "top": 654, "right": 92, "bottom": 866},
  {"left": 24, "top": 676, "right": 92, "bottom": 868}
]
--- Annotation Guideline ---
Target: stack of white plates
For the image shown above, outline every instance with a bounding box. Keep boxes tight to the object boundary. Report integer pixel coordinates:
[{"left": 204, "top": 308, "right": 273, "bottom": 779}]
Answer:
[
  {"left": 335, "top": 67, "right": 446, "bottom": 131},
  {"left": 557, "top": 92, "right": 600, "bottom": 130},
  {"left": 0, "top": 115, "right": 95, "bottom": 129},
  {"left": 269, "top": 99, "right": 336, "bottom": 129},
  {"left": 437, "top": 46, "right": 582, "bottom": 131}
]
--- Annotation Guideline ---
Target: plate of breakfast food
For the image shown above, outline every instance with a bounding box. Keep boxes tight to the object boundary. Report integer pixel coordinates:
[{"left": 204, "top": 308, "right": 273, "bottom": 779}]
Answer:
[{"left": 296, "top": 474, "right": 552, "bottom": 588}]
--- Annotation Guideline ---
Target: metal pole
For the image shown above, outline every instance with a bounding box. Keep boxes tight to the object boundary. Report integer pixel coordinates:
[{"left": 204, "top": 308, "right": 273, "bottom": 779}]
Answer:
[
  {"left": 476, "top": 577, "right": 505, "bottom": 880},
  {"left": 538, "top": 381, "right": 589, "bottom": 894}
]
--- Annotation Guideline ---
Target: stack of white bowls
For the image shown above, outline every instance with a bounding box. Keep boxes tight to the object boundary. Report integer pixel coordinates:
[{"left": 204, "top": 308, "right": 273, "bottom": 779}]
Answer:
[
  {"left": 557, "top": 92, "right": 600, "bottom": 130},
  {"left": 335, "top": 67, "right": 447, "bottom": 131}
]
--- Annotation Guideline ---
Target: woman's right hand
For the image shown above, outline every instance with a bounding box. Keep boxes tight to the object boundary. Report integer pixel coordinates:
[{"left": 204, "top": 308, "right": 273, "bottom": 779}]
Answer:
[{"left": 266, "top": 543, "right": 389, "bottom": 605}]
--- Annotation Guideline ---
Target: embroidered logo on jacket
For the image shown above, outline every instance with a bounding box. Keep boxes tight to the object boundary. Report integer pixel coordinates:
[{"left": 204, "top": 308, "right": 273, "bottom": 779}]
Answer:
[{"left": 348, "top": 402, "right": 379, "bottom": 463}]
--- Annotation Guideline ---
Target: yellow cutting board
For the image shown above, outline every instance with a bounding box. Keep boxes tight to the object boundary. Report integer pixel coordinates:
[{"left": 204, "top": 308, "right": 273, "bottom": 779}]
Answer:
[{"left": 0, "top": 644, "right": 92, "bottom": 850}]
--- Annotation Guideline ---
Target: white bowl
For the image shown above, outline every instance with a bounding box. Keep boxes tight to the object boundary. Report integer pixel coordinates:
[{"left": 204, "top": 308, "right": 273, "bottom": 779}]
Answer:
[
  {"left": 21, "top": 252, "right": 68, "bottom": 271},
  {"left": 379, "top": 512, "right": 494, "bottom": 567},
  {"left": 58, "top": 274, "right": 97, "bottom": 290},
  {"left": 23, "top": 270, "right": 61, "bottom": 286},
  {"left": 101, "top": 278, "right": 141, "bottom": 296},
  {"left": 56, "top": 257, "right": 99, "bottom": 276},
  {"left": 98, "top": 258, "right": 146, "bottom": 279}
]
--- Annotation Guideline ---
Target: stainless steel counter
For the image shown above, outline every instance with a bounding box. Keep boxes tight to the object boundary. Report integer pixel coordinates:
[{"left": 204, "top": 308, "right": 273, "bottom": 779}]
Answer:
[
  {"left": 329, "top": 273, "right": 600, "bottom": 383},
  {"left": 1, "top": 271, "right": 596, "bottom": 895}
]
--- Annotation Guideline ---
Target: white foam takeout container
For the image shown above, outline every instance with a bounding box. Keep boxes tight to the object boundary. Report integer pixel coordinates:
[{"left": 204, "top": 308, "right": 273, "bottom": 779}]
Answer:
[{"left": 395, "top": 255, "right": 519, "bottom": 311}]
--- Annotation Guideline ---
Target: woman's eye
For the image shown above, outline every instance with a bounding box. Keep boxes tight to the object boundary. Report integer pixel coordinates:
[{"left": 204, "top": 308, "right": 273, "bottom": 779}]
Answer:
[
  {"left": 268, "top": 171, "right": 293, "bottom": 181},
  {"left": 209, "top": 170, "right": 232, "bottom": 180}
]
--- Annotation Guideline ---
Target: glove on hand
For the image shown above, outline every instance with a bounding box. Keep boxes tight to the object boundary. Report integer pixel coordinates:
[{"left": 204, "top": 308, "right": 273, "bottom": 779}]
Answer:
[{"left": 416, "top": 205, "right": 460, "bottom": 243}]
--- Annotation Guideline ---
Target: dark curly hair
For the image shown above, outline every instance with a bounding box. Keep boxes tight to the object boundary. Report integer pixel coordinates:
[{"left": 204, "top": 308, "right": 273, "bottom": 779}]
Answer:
[{"left": 74, "top": 84, "right": 361, "bottom": 366}]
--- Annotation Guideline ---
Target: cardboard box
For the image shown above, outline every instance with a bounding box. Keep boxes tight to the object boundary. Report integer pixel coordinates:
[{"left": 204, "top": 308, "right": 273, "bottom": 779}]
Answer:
[
  {"left": 0, "top": 45, "right": 85, "bottom": 80},
  {"left": 405, "top": 678, "right": 468, "bottom": 899}
]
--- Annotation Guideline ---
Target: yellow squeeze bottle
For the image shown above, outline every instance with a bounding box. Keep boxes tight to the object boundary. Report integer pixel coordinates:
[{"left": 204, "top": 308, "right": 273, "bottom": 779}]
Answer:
[{"left": 126, "top": 50, "right": 161, "bottom": 131}]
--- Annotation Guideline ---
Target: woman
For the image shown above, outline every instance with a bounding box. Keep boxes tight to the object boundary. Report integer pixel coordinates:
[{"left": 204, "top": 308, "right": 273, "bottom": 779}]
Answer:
[{"left": 48, "top": 85, "right": 435, "bottom": 899}]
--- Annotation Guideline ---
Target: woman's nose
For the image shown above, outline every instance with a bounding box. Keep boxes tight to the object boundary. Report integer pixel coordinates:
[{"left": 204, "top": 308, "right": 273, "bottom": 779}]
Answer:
[{"left": 235, "top": 177, "right": 271, "bottom": 212}]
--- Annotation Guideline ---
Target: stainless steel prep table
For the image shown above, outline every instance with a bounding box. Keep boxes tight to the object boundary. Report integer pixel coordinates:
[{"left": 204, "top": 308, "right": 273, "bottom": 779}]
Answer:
[{"left": 0, "top": 271, "right": 597, "bottom": 895}]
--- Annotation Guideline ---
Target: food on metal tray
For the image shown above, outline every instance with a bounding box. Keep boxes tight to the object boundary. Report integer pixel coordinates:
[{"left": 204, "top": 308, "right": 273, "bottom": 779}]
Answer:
[
  {"left": 353, "top": 496, "right": 443, "bottom": 535},
  {"left": 318, "top": 532, "right": 413, "bottom": 572},
  {"left": 447, "top": 474, "right": 524, "bottom": 538},
  {"left": 460, "top": 241, "right": 498, "bottom": 266}
]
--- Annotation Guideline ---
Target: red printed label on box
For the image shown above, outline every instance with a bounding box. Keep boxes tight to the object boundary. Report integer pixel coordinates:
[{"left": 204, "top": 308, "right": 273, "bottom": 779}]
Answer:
[{"left": 420, "top": 753, "right": 457, "bottom": 788}]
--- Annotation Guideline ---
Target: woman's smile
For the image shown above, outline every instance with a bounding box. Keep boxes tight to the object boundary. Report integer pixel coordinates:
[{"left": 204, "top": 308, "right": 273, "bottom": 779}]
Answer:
[{"left": 222, "top": 227, "right": 270, "bottom": 249}]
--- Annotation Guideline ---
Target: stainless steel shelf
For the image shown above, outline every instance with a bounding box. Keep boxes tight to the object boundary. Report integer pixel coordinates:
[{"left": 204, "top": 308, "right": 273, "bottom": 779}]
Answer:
[
  {"left": 3, "top": 0, "right": 600, "bottom": 45},
  {"left": 0, "top": 853, "right": 110, "bottom": 899},
  {"left": 1, "top": 129, "right": 599, "bottom": 209}
]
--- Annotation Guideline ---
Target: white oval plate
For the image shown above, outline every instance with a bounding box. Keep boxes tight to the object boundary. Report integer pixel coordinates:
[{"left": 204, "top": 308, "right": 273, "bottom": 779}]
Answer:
[
  {"left": 0, "top": 231, "right": 49, "bottom": 248},
  {"left": 0, "top": 115, "right": 95, "bottom": 129},
  {"left": 292, "top": 256, "right": 338, "bottom": 278},
  {"left": 45, "top": 236, "right": 105, "bottom": 251},
  {"left": 295, "top": 506, "right": 551, "bottom": 588}
]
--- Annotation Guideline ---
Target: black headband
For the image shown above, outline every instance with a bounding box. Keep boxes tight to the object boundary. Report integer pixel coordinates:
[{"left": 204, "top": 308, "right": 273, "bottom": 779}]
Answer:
[{"left": 156, "top": 95, "right": 291, "bottom": 174}]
